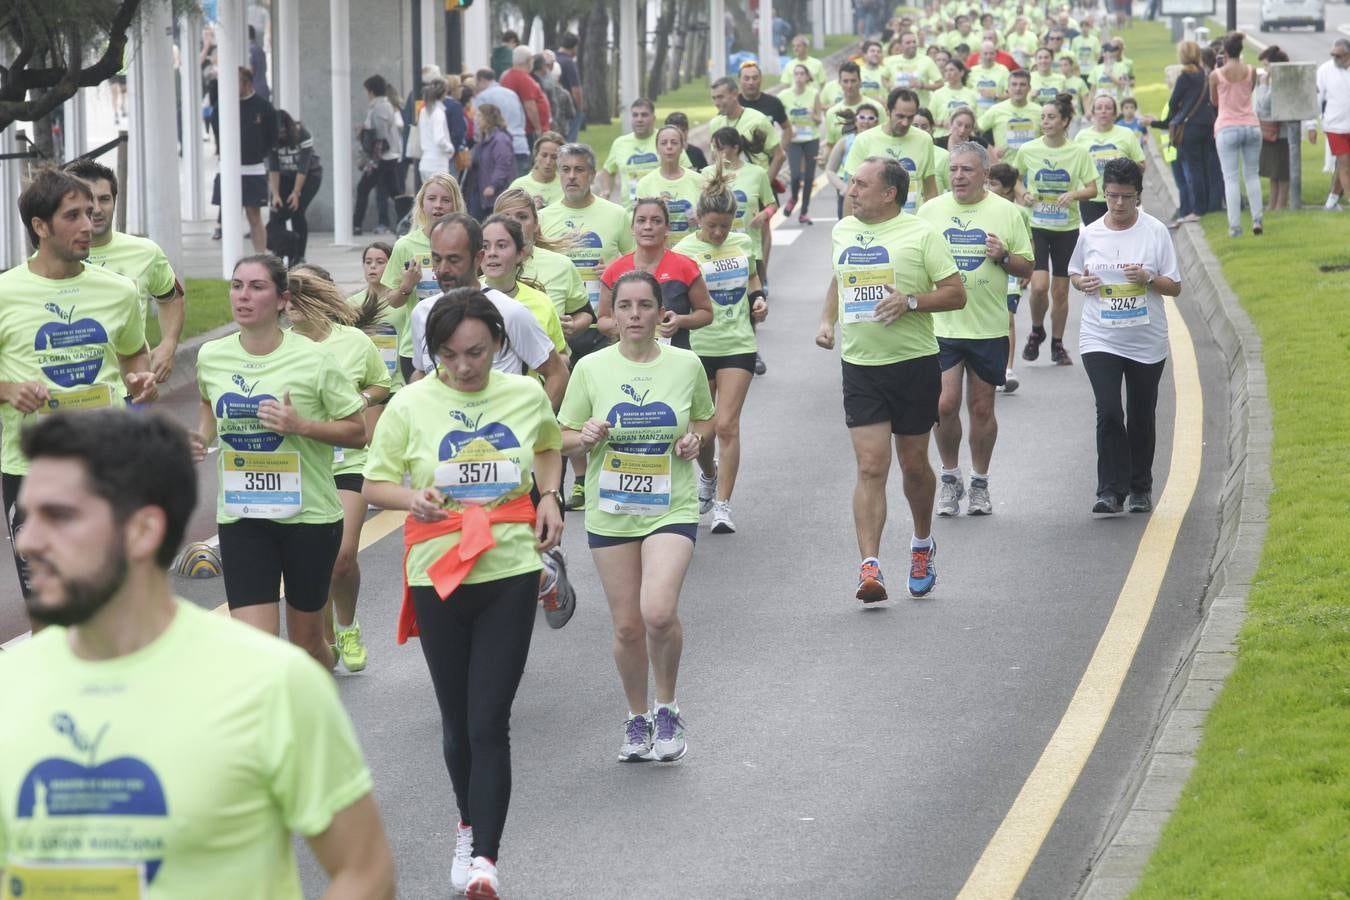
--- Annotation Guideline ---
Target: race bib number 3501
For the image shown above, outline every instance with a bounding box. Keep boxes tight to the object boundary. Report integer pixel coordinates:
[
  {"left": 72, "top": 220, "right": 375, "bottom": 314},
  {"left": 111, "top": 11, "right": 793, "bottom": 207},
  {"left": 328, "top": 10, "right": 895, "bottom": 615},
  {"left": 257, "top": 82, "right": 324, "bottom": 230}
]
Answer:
[
  {"left": 1098, "top": 282, "right": 1149, "bottom": 327},
  {"left": 840, "top": 268, "right": 892, "bottom": 324},
  {"left": 597, "top": 450, "right": 672, "bottom": 516},
  {"left": 223, "top": 450, "right": 302, "bottom": 519}
]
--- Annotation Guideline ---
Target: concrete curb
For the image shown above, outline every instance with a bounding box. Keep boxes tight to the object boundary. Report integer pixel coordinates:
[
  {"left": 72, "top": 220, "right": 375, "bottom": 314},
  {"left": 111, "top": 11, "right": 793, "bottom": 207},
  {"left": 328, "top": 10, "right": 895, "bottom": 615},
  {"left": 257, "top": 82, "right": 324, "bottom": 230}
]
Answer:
[{"left": 1076, "top": 142, "right": 1273, "bottom": 899}]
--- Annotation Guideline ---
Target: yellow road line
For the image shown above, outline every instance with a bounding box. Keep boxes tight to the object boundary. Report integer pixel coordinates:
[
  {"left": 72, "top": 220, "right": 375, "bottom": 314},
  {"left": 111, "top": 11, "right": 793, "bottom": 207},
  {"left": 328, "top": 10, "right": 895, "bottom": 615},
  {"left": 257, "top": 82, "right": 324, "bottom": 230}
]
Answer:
[
  {"left": 212, "top": 509, "right": 406, "bottom": 615},
  {"left": 956, "top": 297, "right": 1204, "bottom": 899}
]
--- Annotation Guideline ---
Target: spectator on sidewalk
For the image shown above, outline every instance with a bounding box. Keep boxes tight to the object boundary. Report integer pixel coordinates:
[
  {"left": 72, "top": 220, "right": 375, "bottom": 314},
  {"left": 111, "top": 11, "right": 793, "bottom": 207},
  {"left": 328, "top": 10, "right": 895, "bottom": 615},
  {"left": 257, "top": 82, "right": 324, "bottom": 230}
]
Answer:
[
  {"left": 418, "top": 78, "right": 455, "bottom": 183},
  {"left": 464, "top": 104, "right": 517, "bottom": 220},
  {"left": 210, "top": 66, "right": 276, "bottom": 250},
  {"left": 1163, "top": 41, "right": 1222, "bottom": 225},
  {"left": 1210, "top": 32, "right": 1265, "bottom": 237},
  {"left": 474, "top": 68, "right": 530, "bottom": 176},
  {"left": 556, "top": 33, "right": 585, "bottom": 143},
  {"left": 501, "top": 45, "right": 551, "bottom": 152},
  {"left": 1316, "top": 38, "right": 1350, "bottom": 210},
  {"left": 534, "top": 52, "right": 575, "bottom": 146},
  {"left": 267, "top": 109, "right": 322, "bottom": 265},
  {"left": 1255, "top": 45, "right": 1292, "bottom": 211},
  {"left": 354, "top": 74, "right": 403, "bottom": 235},
  {"left": 247, "top": 25, "right": 270, "bottom": 102},
  {"left": 491, "top": 29, "right": 519, "bottom": 78}
]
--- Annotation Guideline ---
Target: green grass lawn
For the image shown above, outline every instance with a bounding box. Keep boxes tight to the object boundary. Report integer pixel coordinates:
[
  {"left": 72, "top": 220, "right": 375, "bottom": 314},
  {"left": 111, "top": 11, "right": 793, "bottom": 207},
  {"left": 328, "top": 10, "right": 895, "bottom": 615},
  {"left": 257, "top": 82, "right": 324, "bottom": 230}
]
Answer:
[
  {"left": 146, "top": 278, "right": 232, "bottom": 346},
  {"left": 1121, "top": 22, "right": 1350, "bottom": 900}
]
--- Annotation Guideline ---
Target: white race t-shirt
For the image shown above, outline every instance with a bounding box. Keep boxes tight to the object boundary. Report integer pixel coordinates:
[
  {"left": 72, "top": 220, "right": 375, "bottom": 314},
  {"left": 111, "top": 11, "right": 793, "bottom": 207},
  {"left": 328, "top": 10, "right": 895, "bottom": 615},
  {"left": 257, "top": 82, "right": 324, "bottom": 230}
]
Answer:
[
  {"left": 1069, "top": 212, "right": 1182, "bottom": 364},
  {"left": 411, "top": 288, "right": 555, "bottom": 375}
]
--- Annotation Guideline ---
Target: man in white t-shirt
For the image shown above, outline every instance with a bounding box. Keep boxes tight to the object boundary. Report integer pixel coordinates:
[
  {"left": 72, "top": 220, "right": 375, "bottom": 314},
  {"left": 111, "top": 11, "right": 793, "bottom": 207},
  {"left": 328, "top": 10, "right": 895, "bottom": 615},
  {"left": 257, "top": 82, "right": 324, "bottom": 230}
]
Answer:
[{"left": 410, "top": 214, "right": 569, "bottom": 409}]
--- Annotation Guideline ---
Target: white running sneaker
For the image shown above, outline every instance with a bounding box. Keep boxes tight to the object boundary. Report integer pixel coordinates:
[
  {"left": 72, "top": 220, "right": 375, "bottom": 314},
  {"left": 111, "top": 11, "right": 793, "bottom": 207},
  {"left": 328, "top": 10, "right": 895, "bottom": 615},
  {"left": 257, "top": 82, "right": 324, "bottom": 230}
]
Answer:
[
  {"left": 698, "top": 469, "right": 718, "bottom": 514},
  {"left": 936, "top": 474, "right": 964, "bottom": 517},
  {"left": 652, "top": 706, "right": 687, "bottom": 761},
  {"left": 967, "top": 478, "right": 993, "bottom": 516},
  {"left": 710, "top": 500, "right": 735, "bottom": 534},
  {"left": 465, "top": 856, "right": 500, "bottom": 899},
  {"left": 618, "top": 713, "right": 654, "bottom": 762},
  {"left": 1003, "top": 369, "right": 1019, "bottom": 394},
  {"left": 451, "top": 822, "right": 474, "bottom": 894}
]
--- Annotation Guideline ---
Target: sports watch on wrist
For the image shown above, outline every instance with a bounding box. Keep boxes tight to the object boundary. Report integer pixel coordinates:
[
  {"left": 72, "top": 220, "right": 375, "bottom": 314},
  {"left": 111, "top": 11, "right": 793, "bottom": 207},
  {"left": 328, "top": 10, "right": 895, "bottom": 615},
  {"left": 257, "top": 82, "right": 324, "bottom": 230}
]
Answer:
[{"left": 906, "top": 294, "right": 919, "bottom": 312}]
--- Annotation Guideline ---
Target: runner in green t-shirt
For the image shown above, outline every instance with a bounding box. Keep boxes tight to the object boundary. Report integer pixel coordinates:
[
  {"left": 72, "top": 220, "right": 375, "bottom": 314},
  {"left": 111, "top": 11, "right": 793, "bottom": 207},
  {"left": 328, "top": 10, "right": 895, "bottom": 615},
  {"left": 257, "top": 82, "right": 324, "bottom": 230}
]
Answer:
[
  {"left": 362, "top": 290, "right": 563, "bottom": 897},
  {"left": 821, "top": 62, "right": 888, "bottom": 153},
  {"left": 507, "top": 129, "right": 565, "bottom": 208},
  {"left": 1029, "top": 48, "right": 1068, "bottom": 106},
  {"left": 1075, "top": 94, "right": 1147, "bottom": 226},
  {"left": 479, "top": 216, "right": 567, "bottom": 357},
  {"left": 978, "top": 70, "right": 1041, "bottom": 159},
  {"left": 912, "top": 108, "right": 950, "bottom": 191},
  {"left": 1004, "top": 17, "right": 1040, "bottom": 67},
  {"left": 779, "top": 35, "right": 826, "bottom": 86},
  {"left": 858, "top": 41, "right": 892, "bottom": 102},
  {"left": 379, "top": 173, "right": 466, "bottom": 378},
  {"left": 917, "top": 142, "right": 1033, "bottom": 517},
  {"left": 884, "top": 31, "right": 945, "bottom": 107},
  {"left": 599, "top": 99, "right": 660, "bottom": 206},
  {"left": 1005, "top": 94, "right": 1098, "bottom": 366},
  {"left": 558, "top": 269, "right": 714, "bottom": 764},
  {"left": 2, "top": 409, "right": 393, "bottom": 899},
  {"left": 930, "top": 60, "right": 980, "bottom": 136},
  {"left": 634, "top": 125, "right": 707, "bottom": 246},
  {"left": 491, "top": 188, "right": 594, "bottom": 335},
  {"left": 986, "top": 159, "right": 1034, "bottom": 392},
  {"left": 194, "top": 255, "right": 366, "bottom": 669},
  {"left": 781, "top": 66, "right": 823, "bottom": 224},
  {"left": 815, "top": 156, "right": 964, "bottom": 603},
  {"left": 65, "top": 158, "right": 184, "bottom": 383},
  {"left": 706, "top": 129, "right": 776, "bottom": 280},
  {"left": 0, "top": 170, "right": 156, "bottom": 601},
  {"left": 708, "top": 77, "right": 783, "bottom": 173},
  {"left": 969, "top": 43, "right": 1011, "bottom": 115},
  {"left": 349, "top": 240, "right": 404, "bottom": 391},
  {"left": 843, "top": 88, "right": 939, "bottom": 215},
  {"left": 284, "top": 268, "right": 391, "bottom": 673},
  {"left": 673, "top": 177, "right": 768, "bottom": 535}
]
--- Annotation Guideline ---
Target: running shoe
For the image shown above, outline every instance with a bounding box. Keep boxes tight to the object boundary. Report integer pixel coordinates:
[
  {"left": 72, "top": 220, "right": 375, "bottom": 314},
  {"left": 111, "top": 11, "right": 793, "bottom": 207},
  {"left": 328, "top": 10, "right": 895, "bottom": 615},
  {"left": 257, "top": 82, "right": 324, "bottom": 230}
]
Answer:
[
  {"left": 1003, "top": 369, "right": 1019, "bottom": 395},
  {"left": 908, "top": 540, "right": 937, "bottom": 598},
  {"left": 1022, "top": 328, "right": 1045, "bottom": 361},
  {"left": 856, "top": 559, "right": 888, "bottom": 603},
  {"left": 539, "top": 548, "right": 576, "bottom": 629},
  {"left": 1093, "top": 492, "right": 1124, "bottom": 514},
  {"left": 565, "top": 483, "right": 586, "bottom": 511},
  {"left": 451, "top": 823, "right": 474, "bottom": 895},
  {"left": 335, "top": 622, "right": 368, "bottom": 672},
  {"left": 936, "top": 474, "right": 964, "bottom": 517},
  {"left": 710, "top": 500, "right": 735, "bottom": 534},
  {"left": 1252, "top": 220, "right": 1263, "bottom": 236},
  {"left": 1128, "top": 492, "right": 1153, "bottom": 513},
  {"left": 1050, "top": 342, "right": 1073, "bottom": 366},
  {"left": 967, "top": 478, "right": 992, "bottom": 516},
  {"left": 652, "top": 706, "right": 687, "bottom": 761},
  {"left": 784, "top": 198, "right": 797, "bottom": 217},
  {"left": 465, "top": 857, "right": 499, "bottom": 900},
  {"left": 619, "top": 713, "right": 654, "bottom": 762},
  {"left": 799, "top": 213, "right": 813, "bottom": 225},
  {"left": 698, "top": 469, "right": 718, "bottom": 514},
  {"left": 754, "top": 353, "right": 767, "bottom": 375}
]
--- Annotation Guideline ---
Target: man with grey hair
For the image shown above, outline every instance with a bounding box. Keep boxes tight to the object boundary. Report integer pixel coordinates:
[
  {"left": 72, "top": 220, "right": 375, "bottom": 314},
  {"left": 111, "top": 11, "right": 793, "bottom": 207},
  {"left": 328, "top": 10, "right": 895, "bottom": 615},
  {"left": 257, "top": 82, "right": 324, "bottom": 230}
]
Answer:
[
  {"left": 1316, "top": 38, "right": 1350, "bottom": 210},
  {"left": 917, "top": 141, "right": 1033, "bottom": 516},
  {"left": 816, "top": 155, "right": 965, "bottom": 602},
  {"left": 474, "top": 67, "right": 530, "bottom": 173},
  {"left": 501, "top": 45, "right": 551, "bottom": 163}
]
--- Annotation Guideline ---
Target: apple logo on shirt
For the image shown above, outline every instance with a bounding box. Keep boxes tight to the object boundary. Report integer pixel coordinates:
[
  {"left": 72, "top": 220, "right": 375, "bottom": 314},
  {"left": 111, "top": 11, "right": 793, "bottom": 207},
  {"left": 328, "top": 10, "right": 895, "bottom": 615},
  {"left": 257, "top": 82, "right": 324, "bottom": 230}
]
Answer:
[
  {"left": 566, "top": 225, "right": 604, "bottom": 273},
  {"left": 1034, "top": 161, "right": 1072, "bottom": 194},
  {"left": 606, "top": 384, "right": 677, "bottom": 454},
  {"left": 438, "top": 410, "right": 521, "bottom": 460},
  {"left": 15, "top": 713, "right": 168, "bottom": 883},
  {"left": 838, "top": 238, "right": 891, "bottom": 267},
  {"left": 215, "top": 374, "right": 283, "bottom": 452},
  {"left": 943, "top": 217, "right": 989, "bottom": 272},
  {"left": 35, "top": 302, "right": 109, "bottom": 387}
]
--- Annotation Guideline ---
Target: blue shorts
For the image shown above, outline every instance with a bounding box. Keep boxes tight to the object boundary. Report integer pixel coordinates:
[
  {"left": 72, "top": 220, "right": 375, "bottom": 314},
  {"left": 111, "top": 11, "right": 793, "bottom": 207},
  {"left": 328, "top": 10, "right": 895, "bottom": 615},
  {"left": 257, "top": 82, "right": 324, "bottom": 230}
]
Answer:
[
  {"left": 587, "top": 522, "right": 698, "bottom": 549},
  {"left": 1007, "top": 293, "right": 1021, "bottom": 314},
  {"left": 938, "top": 337, "right": 1009, "bottom": 387}
]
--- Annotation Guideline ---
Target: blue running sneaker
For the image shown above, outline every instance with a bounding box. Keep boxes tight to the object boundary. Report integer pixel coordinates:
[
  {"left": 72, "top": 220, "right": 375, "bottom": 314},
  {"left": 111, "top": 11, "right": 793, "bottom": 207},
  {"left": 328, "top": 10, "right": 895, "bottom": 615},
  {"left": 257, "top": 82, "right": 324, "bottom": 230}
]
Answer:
[
  {"left": 908, "top": 540, "right": 937, "bottom": 598},
  {"left": 652, "top": 706, "right": 687, "bottom": 761}
]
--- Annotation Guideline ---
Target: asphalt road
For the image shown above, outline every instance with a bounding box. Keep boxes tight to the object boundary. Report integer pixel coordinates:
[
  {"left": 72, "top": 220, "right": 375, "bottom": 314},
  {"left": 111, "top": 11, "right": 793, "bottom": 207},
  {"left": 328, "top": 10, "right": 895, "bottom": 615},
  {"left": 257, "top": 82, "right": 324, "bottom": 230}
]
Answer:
[{"left": 1232, "top": 0, "right": 1350, "bottom": 58}]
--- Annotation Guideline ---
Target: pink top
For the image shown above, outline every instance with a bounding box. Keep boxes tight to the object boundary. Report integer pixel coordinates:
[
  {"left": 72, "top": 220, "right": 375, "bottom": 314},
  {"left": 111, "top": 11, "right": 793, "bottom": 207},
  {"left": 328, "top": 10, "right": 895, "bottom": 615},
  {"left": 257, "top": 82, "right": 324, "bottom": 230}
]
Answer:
[{"left": 1214, "top": 65, "right": 1260, "bottom": 133}]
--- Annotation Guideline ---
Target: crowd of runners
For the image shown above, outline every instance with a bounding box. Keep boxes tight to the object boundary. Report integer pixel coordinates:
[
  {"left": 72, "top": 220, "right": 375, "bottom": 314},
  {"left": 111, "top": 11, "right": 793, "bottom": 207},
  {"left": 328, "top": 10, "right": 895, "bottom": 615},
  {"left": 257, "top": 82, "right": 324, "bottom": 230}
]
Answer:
[{"left": 0, "top": 4, "right": 1213, "bottom": 896}]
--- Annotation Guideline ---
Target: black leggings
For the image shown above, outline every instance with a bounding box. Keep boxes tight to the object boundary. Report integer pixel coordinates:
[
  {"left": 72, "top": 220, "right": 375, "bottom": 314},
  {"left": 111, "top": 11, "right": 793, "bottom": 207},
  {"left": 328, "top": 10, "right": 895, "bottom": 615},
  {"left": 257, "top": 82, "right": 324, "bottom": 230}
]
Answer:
[
  {"left": 1082, "top": 351, "right": 1167, "bottom": 499},
  {"left": 269, "top": 171, "right": 323, "bottom": 261},
  {"left": 411, "top": 571, "right": 538, "bottom": 861},
  {"left": 787, "top": 140, "right": 819, "bottom": 214},
  {"left": 2, "top": 473, "right": 32, "bottom": 599},
  {"left": 354, "top": 159, "right": 399, "bottom": 228}
]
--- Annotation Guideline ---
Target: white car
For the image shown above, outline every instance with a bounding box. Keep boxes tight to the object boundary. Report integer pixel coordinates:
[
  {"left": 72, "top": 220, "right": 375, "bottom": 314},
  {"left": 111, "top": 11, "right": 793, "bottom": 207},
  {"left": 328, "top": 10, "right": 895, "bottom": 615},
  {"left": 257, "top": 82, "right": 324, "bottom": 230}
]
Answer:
[{"left": 1260, "top": 0, "right": 1326, "bottom": 31}]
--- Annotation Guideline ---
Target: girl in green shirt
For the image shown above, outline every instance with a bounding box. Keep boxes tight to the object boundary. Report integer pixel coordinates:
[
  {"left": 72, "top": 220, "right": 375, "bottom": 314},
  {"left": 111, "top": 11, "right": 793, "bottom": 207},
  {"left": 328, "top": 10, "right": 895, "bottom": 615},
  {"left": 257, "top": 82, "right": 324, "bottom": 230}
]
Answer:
[
  {"left": 478, "top": 215, "right": 567, "bottom": 358},
  {"left": 193, "top": 254, "right": 367, "bottom": 670},
  {"left": 558, "top": 270, "right": 715, "bottom": 764},
  {"left": 783, "top": 63, "right": 823, "bottom": 224},
  {"left": 507, "top": 130, "right": 565, "bottom": 208},
  {"left": 1074, "top": 93, "right": 1146, "bottom": 226},
  {"left": 708, "top": 128, "right": 777, "bottom": 283},
  {"left": 634, "top": 125, "right": 706, "bottom": 246},
  {"left": 348, "top": 241, "right": 402, "bottom": 392},
  {"left": 931, "top": 59, "right": 979, "bottom": 137}
]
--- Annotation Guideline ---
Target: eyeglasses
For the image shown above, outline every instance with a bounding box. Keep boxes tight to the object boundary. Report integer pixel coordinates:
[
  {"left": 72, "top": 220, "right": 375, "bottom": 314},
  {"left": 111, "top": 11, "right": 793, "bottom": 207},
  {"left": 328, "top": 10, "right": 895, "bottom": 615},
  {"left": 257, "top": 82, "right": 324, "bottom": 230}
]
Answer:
[{"left": 1104, "top": 191, "right": 1139, "bottom": 202}]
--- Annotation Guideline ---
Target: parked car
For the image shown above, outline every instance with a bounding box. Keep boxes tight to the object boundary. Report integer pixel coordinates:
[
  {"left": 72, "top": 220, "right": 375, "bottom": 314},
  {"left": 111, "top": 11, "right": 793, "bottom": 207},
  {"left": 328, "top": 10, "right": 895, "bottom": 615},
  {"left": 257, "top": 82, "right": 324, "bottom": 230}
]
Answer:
[{"left": 1260, "top": 0, "right": 1326, "bottom": 31}]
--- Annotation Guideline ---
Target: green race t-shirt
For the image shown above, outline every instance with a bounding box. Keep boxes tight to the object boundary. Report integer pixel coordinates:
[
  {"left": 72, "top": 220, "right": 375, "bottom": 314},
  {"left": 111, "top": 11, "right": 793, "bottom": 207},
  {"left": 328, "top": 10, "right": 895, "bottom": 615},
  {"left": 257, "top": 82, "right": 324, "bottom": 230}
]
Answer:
[
  {"left": 824, "top": 98, "right": 887, "bottom": 144},
  {"left": 970, "top": 64, "right": 1010, "bottom": 112},
  {"left": 932, "top": 144, "right": 951, "bottom": 192},
  {"left": 858, "top": 63, "right": 890, "bottom": 101},
  {"left": 930, "top": 85, "right": 979, "bottom": 136},
  {"left": 635, "top": 168, "right": 706, "bottom": 246},
  {"left": 707, "top": 107, "right": 781, "bottom": 168},
  {"left": 705, "top": 164, "right": 775, "bottom": 263},
  {"left": 347, "top": 288, "right": 405, "bottom": 391},
  {"left": 918, "top": 191, "right": 1034, "bottom": 339},
  {"left": 1006, "top": 31, "right": 1041, "bottom": 65},
  {"left": 378, "top": 229, "right": 436, "bottom": 358},
  {"left": 1006, "top": 137, "right": 1098, "bottom": 231},
  {"left": 978, "top": 99, "right": 1041, "bottom": 151},
  {"left": 831, "top": 211, "right": 958, "bottom": 365},
  {"left": 843, "top": 126, "right": 937, "bottom": 213},
  {"left": 538, "top": 197, "right": 635, "bottom": 310},
  {"left": 0, "top": 600, "right": 372, "bottom": 900},
  {"left": 885, "top": 55, "right": 943, "bottom": 105},
  {"left": 1074, "top": 124, "right": 1145, "bottom": 175},
  {"left": 493, "top": 280, "right": 567, "bottom": 355},
  {"left": 674, "top": 231, "right": 758, "bottom": 358},
  {"left": 602, "top": 132, "right": 661, "bottom": 206},
  {"left": 1087, "top": 64, "right": 1128, "bottom": 101},
  {"left": 520, "top": 245, "right": 590, "bottom": 319},
  {"left": 84, "top": 230, "right": 177, "bottom": 324},
  {"left": 304, "top": 324, "right": 391, "bottom": 476},
  {"left": 363, "top": 370, "right": 560, "bottom": 586},
  {"left": 1029, "top": 70, "right": 1068, "bottom": 105},
  {"left": 0, "top": 264, "right": 146, "bottom": 476},
  {"left": 779, "top": 55, "right": 826, "bottom": 86},
  {"left": 197, "top": 330, "right": 363, "bottom": 525},
  {"left": 782, "top": 86, "right": 821, "bottom": 142},
  {"left": 557, "top": 343, "right": 714, "bottom": 536},
  {"left": 1073, "top": 34, "right": 1102, "bottom": 69},
  {"left": 508, "top": 172, "right": 564, "bottom": 208},
  {"left": 818, "top": 79, "right": 845, "bottom": 109}
]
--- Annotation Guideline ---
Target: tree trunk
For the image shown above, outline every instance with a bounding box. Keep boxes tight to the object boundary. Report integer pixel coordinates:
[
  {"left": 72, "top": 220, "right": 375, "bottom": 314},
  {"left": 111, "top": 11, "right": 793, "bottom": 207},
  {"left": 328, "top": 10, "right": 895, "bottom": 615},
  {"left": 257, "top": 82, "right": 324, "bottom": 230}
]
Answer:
[
  {"left": 646, "top": 0, "right": 677, "bottom": 99},
  {"left": 521, "top": 15, "right": 533, "bottom": 45},
  {"left": 581, "top": 6, "right": 611, "bottom": 124},
  {"left": 728, "top": 2, "right": 754, "bottom": 53},
  {"left": 668, "top": 0, "right": 688, "bottom": 90},
  {"left": 542, "top": 15, "right": 558, "bottom": 49}
]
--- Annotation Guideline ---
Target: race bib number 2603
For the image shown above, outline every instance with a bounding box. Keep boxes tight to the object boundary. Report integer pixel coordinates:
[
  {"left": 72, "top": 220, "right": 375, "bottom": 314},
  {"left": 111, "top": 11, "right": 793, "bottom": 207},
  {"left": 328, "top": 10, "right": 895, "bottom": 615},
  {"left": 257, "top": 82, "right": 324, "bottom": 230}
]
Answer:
[{"left": 840, "top": 268, "right": 892, "bottom": 324}]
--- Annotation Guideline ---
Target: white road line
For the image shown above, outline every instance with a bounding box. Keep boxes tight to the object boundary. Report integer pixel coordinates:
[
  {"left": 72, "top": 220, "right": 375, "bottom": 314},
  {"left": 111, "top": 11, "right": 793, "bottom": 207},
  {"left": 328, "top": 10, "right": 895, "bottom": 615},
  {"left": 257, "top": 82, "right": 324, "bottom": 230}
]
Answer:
[{"left": 773, "top": 230, "right": 804, "bottom": 246}]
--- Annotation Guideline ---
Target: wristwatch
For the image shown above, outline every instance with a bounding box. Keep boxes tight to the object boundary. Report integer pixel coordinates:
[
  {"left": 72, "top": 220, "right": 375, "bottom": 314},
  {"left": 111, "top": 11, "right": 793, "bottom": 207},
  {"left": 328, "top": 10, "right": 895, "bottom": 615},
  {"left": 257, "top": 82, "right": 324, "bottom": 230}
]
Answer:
[
  {"left": 906, "top": 294, "right": 919, "bottom": 312},
  {"left": 1146, "top": 273, "right": 1157, "bottom": 286},
  {"left": 998, "top": 251, "right": 1010, "bottom": 267},
  {"left": 541, "top": 489, "right": 565, "bottom": 507}
]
